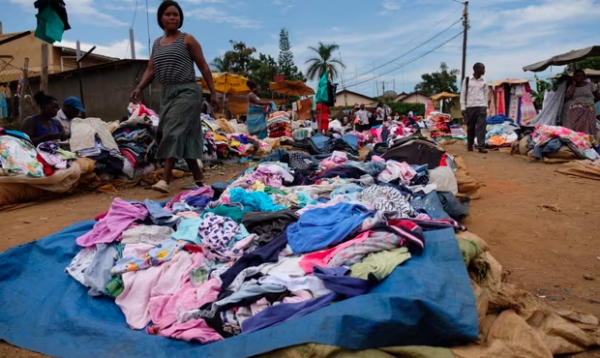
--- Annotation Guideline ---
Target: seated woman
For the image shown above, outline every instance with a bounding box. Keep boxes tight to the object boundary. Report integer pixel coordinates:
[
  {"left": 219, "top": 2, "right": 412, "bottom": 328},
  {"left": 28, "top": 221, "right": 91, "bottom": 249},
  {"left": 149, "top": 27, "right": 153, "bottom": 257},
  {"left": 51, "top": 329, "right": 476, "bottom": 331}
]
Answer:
[
  {"left": 565, "top": 70, "right": 600, "bottom": 136},
  {"left": 20, "top": 91, "right": 67, "bottom": 146}
]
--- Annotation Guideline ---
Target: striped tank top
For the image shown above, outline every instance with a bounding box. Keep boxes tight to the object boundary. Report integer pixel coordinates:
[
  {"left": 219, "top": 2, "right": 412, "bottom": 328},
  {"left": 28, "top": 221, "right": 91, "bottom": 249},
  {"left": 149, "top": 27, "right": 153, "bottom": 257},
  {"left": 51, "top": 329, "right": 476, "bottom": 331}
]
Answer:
[{"left": 152, "top": 33, "right": 195, "bottom": 85}]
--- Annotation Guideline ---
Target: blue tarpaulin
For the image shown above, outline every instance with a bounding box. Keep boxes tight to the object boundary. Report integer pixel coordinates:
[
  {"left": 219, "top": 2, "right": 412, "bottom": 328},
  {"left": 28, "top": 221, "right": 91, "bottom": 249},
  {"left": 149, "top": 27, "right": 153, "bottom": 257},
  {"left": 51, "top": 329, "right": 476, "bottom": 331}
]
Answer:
[{"left": 0, "top": 193, "right": 478, "bottom": 358}]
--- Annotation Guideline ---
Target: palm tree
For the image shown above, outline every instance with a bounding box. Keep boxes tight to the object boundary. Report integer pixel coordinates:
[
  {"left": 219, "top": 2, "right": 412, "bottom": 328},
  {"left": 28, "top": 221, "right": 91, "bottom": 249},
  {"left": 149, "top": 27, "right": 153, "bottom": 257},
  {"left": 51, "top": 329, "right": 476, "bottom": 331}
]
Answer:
[
  {"left": 210, "top": 56, "right": 231, "bottom": 73},
  {"left": 305, "top": 42, "right": 346, "bottom": 81}
]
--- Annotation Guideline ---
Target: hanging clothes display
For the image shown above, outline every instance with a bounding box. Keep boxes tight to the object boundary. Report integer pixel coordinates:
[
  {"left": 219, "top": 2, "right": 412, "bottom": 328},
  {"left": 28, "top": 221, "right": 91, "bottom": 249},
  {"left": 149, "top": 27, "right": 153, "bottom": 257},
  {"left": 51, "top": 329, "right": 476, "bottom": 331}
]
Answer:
[
  {"left": 495, "top": 87, "right": 506, "bottom": 116},
  {"left": 34, "top": 0, "right": 71, "bottom": 43}
]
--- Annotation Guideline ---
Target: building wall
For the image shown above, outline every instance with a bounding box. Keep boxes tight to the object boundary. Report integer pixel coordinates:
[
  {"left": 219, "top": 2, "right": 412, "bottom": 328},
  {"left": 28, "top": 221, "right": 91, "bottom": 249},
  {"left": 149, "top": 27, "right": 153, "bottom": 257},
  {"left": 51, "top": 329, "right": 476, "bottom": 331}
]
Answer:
[
  {"left": 0, "top": 32, "right": 113, "bottom": 81},
  {"left": 335, "top": 92, "right": 374, "bottom": 107},
  {"left": 398, "top": 93, "right": 429, "bottom": 106},
  {"left": 20, "top": 61, "right": 161, "bottom": 120}
]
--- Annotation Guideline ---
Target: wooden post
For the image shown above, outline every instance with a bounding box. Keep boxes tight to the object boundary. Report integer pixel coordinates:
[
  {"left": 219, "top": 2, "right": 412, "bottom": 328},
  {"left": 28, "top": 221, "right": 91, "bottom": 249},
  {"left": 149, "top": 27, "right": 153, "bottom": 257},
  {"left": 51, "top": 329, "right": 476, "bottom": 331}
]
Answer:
[
  {"left": 40, "top": 43, "right": 48, "bottom": 93},
  {"left": 18, "top": 57, "right": 29, "bottom": 122}
]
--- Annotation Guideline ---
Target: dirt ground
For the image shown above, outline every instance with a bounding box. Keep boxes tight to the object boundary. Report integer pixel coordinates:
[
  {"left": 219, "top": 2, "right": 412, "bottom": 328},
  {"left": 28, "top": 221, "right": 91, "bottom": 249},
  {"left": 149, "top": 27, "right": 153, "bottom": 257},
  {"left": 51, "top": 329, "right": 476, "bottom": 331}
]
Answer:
[{"left": 1, "top": 145, "right": 600, "bottom": 357}]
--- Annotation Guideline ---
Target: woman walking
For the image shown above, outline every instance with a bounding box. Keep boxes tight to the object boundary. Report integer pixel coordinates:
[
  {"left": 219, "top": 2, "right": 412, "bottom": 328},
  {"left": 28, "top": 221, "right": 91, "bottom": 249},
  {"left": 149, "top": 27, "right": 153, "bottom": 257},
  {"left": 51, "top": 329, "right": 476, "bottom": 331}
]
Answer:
[
  {"left": 565, "top": 70, "right": 600, "bottom": 137},
  {"left": 131, "top": 0, "right": 216, "bottom": 193}
]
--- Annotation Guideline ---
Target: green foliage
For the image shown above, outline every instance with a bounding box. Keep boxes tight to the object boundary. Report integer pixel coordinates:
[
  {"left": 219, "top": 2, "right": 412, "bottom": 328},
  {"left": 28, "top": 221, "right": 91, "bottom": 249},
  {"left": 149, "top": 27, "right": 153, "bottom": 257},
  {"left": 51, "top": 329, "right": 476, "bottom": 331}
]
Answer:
[
  {"left": 222, "top": 40, "right": 256, "bottom": 77},
  {"left": 305, "top": 42, "right": 346, "bottom": 81},
  {"left": 414, "top": 62, "right": 460, "bottom": 97},
  {"left": 386, "top": 102, "right": 426, "bottom": 116},
  {"left": 530, "top": 74, "right": 553, "bottom": 109},
  {"left": 278, "top": 29, "right": 294, "bottom": 78},
  {"left": 566, "top": 57, "right": 600, "bottom": 72},
  {"left": 248, "top": 53, "right": 279, "bottom": 98},
  {"left": 210, "top": 56, "right": 231, "bottom": 72}
]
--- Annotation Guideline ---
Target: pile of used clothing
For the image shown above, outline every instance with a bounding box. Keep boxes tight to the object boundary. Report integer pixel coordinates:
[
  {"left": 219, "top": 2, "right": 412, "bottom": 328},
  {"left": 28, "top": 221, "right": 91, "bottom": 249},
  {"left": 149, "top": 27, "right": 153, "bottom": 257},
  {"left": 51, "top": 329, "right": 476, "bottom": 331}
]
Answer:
[
  {"left": 65, "top": 140, "right": 474, "bottom": 344},
  {"left": 267, "top": 111, "right": 292, "bottom": 139},
  {"left": 513, "top": 125, "right": 598, "bottom": 163},
  {"left": 71, "top": 117, "right": 124, "bottom": 181},
  {"left": 485, "top": 114, "right": 519, "bottom": 147},
  {"left": 426, "top": 112, "right": 452, "bottom": 140},
  {"left": 0, "top": 127, "right": 78, "bottom": 177},
  {"left": 111, "top": 123, "right": 157, "bottom": 180}
]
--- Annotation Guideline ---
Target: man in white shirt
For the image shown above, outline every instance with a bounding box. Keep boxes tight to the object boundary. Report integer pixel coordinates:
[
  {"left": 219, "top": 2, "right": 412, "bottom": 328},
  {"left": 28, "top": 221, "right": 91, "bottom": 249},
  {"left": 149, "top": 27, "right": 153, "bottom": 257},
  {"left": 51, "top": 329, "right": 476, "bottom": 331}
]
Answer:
[
  {"left": 56, "top": 96, "right": 85, "bottom": 137},
  {"left": 460, "top": 63, "right": 489, "bottom": 153}
]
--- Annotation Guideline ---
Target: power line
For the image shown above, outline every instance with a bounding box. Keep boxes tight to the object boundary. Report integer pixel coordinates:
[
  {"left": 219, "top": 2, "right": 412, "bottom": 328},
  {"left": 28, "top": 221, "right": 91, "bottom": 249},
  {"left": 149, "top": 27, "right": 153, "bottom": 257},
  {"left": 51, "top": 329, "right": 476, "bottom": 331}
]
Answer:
[
  {"left": 346, "top": 31, "right": 464, "bottom": 88},
  {"left": 355, "top": 18, "right": 462, "bottom": 79},
  {"left": 355, "top": 8, "right": 462, "bottom": 73}
]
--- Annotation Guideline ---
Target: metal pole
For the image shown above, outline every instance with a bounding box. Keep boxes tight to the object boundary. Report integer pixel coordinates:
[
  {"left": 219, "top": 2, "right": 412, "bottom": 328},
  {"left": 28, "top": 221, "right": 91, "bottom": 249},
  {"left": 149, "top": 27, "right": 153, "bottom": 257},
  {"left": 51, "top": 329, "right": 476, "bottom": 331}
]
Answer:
[
  {"left": 129, "top": 28, "right": 136, "bottom": 59},
  {"left": 461, "top": 1, "right": 469, "bottom": 82},
  {"left": 76, "top": 40, "right": 82, "bottom": 63}
]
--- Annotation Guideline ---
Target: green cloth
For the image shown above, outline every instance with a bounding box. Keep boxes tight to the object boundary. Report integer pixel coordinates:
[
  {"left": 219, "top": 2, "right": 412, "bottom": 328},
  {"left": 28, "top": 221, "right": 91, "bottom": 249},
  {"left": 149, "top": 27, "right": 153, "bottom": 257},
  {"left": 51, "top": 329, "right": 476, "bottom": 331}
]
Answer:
[
  {"left": 35, "top": 7, "right": 65, "bottom": 43},
  {"left": 315, "top": 72, "right": 329, "bottom": 104},
  {"left": 457, "top": 238, "right": 489, "bottom": 282},
  {"left": 264, "top": 187, "right": 287, "bottom": 196},
  {"left": 156, "top": 83, "right": 203, "bottom": 160},
  {"left": 349, "top": 247, "right": 411, "bottom": 281},
  {"left": 457, "top": 238, "right": 481, "bottom": 267},
  {"left": 203, "top": 205, "right": 246, "bottom": 223},
  {"left": 105, "top": 276, "right": 124, "bottom": 298}
]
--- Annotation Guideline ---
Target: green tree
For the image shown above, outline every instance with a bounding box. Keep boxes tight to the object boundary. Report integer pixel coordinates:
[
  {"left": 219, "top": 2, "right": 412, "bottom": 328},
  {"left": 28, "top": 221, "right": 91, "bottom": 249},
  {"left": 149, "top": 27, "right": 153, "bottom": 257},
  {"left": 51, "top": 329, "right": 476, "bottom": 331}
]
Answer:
[
  {"left": 249, "top": 53, "right": 279, "bottom": 98},
  {"left": 566, "top": 57, "right": 600, "bottom": 72},
  {"left": 210, "top": 56, "right": 231, "bottom": 72},
  {"left": 222, "top": 40, "right": 256, "bottom": 76},
  {"left": 414, "top": 62, "right": 460, "bottom": 97},
  {"left": 530, "top": 74, "right": 553, "bottom": 110},
  {"left": 278, "top": 28, "right": 294, "bottom": 78},
  {"left": 305, "top": 42, "right": 346, "bottom": 81}
]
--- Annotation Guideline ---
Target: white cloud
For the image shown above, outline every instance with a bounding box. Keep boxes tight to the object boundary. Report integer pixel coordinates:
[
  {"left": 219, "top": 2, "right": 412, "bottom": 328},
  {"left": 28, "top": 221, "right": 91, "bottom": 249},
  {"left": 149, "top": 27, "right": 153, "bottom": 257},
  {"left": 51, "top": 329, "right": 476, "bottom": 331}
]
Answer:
[
  {"left": 380, "top": 0, "right": 402, "bottom": 15},
  {"left": 9, "top": 0, "right": 127, "bottom": 27},
  {"left": 56, "top": 38, "right": 148, "bottom": 60},
  {"left": 187, "top": 6, "right": 260, "bottom": 29},
  {"left": 273, "top": 0, "right": 294, "bottom": 12}
]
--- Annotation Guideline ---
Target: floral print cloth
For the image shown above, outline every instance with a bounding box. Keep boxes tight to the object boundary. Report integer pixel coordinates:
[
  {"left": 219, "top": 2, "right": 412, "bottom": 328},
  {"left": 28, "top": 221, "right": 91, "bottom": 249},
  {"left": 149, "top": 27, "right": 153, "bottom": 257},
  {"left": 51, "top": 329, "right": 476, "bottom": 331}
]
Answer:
[
  {"left": 0, "top": 135, "right": 44, "bottom": 177},
  {"left": 532, "top": 125, "right": 593, "bottom": 153},
  {"left": 111, "top": 239, "right": 186, "bottom": 275}
]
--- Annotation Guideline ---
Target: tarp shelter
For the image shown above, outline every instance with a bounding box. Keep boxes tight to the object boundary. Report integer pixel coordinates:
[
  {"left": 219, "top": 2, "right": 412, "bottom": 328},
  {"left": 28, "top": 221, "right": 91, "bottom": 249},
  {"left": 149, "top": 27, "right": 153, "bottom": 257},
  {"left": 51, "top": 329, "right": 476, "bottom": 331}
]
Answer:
[
  {"left": 430, "top": 92, "right": 459, "bottom": 115},
  {"left": 523, "top": 46, "right": 600, "bottom": 72},
  {"left": 430, "top": 92, "right": 459, "bottom": 102},
  {"left": 199, "top": 73, "right": 250, "bottom": 95},
  {"left": 548, "top": 69, "right": 600, "bottom": 80},
  {"left": 269, "top": 80, "right": 315, "bottom": 97},
  {"left": 487, "top": 78, "right": 530, "bottom": 87}
]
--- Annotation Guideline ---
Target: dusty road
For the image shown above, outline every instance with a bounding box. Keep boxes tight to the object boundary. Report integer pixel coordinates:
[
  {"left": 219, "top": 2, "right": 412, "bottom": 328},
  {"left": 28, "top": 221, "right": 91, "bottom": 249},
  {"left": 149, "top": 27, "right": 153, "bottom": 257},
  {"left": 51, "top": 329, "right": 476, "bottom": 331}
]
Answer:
[{"left": 1, "top": 145, "right": 599, "bottom": 357}]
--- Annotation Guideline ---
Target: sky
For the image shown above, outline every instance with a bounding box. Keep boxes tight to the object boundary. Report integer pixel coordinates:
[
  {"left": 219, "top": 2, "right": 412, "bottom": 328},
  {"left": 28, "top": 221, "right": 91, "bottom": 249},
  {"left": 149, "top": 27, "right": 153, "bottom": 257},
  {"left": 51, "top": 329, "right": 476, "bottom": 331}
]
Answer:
[{"left": 4, "top": 0, "right": 600, "bottom": 97}]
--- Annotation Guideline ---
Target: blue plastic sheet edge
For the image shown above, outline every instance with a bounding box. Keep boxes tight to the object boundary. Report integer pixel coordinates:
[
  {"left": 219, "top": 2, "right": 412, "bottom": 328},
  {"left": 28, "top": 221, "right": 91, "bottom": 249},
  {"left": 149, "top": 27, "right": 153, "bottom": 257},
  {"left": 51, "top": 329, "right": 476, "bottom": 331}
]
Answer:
[{"left": 0, "top": 192, "right": 478, "bottom": 358}]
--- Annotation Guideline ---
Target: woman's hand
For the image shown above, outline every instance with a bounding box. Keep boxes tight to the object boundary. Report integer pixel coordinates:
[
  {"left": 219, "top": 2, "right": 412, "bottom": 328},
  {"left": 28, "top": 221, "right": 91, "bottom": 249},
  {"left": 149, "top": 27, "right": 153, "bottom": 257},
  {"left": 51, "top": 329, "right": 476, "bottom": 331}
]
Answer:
[{"left": 130, "top": 88, "right": 142, "bottom": 103}]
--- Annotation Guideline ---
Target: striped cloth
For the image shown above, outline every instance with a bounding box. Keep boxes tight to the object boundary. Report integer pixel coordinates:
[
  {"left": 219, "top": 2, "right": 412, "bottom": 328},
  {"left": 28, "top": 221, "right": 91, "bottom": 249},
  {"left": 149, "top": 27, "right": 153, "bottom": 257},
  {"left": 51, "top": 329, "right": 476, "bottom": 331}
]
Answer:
[{"left": 152, "top": 33, "right": 195, "bottom": 85}]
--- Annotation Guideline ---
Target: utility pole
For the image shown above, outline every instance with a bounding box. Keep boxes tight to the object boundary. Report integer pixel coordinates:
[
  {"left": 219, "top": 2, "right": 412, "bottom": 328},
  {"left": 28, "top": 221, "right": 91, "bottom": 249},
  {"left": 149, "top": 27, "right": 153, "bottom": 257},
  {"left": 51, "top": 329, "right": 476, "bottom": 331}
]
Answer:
[
  {"left": 129, "top": 28, "right": 136, "bottom": 59},
  {"left": 461, "top": 1, "right": 469, "bottom": 82},
  {"left": 40, "top": 44, "right": 48, "bottom": 93},
  {"left": 382, "top": 81, "right": 385, "bottom": 95}
]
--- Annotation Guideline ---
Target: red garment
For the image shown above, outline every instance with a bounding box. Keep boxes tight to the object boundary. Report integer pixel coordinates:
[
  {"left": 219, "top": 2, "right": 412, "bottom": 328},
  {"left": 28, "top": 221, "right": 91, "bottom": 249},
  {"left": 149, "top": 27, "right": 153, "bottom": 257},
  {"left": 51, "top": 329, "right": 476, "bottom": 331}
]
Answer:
[
  {"left": 95, "top": 212, "right": 108, "bottom": 221},
  {"left": 439, "top": 153, "right": 448, "bottom": 167},
  {"left": 316, "top": 103, "right": 329, "bottom": 131},
  {"left": 183, "top": 244, "right": 203, "bottom": 253},
  {"left": 36, "top": 154, "right": 55, "bottom": 176}
]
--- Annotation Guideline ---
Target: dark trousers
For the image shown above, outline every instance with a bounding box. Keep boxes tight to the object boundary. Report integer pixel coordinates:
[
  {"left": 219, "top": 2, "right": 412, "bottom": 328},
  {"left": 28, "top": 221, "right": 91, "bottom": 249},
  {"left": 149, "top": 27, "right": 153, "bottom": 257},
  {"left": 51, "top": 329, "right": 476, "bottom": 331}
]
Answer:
[{"left": 466, "top": 107, "right": 487, "bottom": 148}]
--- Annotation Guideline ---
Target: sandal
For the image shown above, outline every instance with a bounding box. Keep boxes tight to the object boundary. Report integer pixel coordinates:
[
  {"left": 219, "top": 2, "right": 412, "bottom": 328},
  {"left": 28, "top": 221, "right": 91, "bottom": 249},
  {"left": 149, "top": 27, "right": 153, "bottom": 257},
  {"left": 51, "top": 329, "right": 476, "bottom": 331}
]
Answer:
[{"left": 152, "top": 180, "right": 170, "bottom": 193}]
